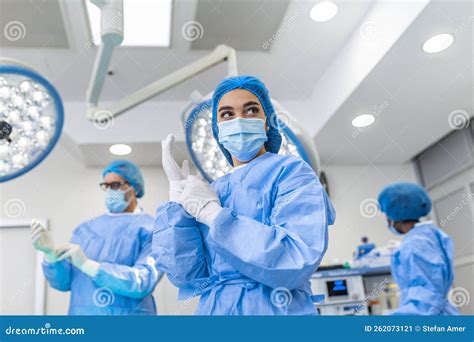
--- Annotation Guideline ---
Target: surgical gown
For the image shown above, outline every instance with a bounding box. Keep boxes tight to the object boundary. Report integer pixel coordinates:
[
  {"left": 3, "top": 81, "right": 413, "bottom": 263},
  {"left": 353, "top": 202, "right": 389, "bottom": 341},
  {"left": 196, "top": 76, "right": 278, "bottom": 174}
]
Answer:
[
  {"left": 153, "top": 153, "right": 335, "bottom": 315},
  {"left": 43, "top": 212, "right": 159, "bottom": 315},
  {"left": 391, "top": 221, "right": 459, "bottom": 315}
]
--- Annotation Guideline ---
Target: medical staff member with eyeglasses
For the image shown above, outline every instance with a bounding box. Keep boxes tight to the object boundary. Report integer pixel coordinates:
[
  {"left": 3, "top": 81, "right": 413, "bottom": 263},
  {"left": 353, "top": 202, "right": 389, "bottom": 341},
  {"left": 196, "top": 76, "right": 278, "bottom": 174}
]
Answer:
[
  {"left": 153, "top": 75, "right": 335, "bottom": 315},
  {"left": 378, "top": 182, "right": 459, "bottom": 315},
  {"left": 31, "top": 160, "right": 160, "bottom": 315}
]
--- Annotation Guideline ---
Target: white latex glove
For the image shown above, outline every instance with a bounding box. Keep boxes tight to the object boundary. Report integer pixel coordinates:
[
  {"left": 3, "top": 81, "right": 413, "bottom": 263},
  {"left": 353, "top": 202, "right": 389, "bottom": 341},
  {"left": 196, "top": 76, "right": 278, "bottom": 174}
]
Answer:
[
  {"left": 56, "top": 243, "right": 100, "bottom": 277},
  {"left": 161, "top": 134, "right": 190, "bottom": 201},
  {"left": 30, "top": 219, "right": 57, "bottom": 263},
  {"left": 178, "top": 175, "right": 223, "bottom": 226}
]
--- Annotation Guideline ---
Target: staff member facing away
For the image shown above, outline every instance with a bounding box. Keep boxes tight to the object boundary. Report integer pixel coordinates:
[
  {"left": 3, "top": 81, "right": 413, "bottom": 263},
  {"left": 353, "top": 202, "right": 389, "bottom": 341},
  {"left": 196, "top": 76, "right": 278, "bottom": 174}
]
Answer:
[{"left": 378, "top": 182, "right": 459, "bottom": 315}]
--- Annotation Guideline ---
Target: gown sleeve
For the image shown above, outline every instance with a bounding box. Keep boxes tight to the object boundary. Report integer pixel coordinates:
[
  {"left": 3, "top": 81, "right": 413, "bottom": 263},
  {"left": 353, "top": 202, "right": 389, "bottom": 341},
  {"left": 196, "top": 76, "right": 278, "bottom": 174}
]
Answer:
[
  {"left": 42, "top": 259, "right": 72, "bottom": 292},
  {"left": 91, "top": 227, "right": 160, "bottom": 299},
  {"left": 208, "top": 158, "right": 333, "bottom": 289},
  {"left": 152, "top": 201, "right": 209, "bottom": 296}
]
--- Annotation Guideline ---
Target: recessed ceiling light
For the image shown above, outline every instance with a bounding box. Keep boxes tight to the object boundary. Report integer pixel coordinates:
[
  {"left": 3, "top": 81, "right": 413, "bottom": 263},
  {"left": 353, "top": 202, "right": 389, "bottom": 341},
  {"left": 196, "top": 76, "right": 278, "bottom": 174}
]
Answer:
[
  {"left": 423, "top": 33, "right": 454, "bottom": 53},
  {"left": 109, "top": 144, "right": 132, "bottom": 156},
  {"left": 310, "top": 2, "right": 338, "bottom": 22},
  {"left": 86, "top": 0, "right": 172, "bottom": 47},
  {"left": 352, "top": 114, "right": 375, "bottom": 128}
]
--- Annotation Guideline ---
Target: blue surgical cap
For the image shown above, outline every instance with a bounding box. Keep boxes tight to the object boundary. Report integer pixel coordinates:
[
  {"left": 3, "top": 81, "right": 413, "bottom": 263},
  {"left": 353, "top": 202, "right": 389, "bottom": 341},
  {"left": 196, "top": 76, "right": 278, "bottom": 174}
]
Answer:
[
  {"left": 378, "top": 182, "right": 432, "bottom": 221},
  {"left": 103, "top": 160, "right": 145, "bottom": 198},
  {"left": 211, "top": 75, "right": 282, "bottom": 166}
]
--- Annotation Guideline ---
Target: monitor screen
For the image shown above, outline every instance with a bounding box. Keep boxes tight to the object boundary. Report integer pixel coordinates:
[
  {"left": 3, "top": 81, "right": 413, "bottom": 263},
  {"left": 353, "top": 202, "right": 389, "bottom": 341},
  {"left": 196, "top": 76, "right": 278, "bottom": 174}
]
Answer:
[{"left": 326, "top": 279, "right": 349, "bottom": 297}]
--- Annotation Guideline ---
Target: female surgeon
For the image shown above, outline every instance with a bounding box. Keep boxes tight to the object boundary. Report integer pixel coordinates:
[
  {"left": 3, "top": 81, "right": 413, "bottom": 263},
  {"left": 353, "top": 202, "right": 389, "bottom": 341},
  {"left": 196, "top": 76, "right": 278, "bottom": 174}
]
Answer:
[
  {"left": 153, "top": 75, "right": 335, "bottom": 315},
  {"left": 378, "top": 182, "right": 459, "bottom": 315},
  {"left": 30, "top": 160, "right": 160, "bottom": 315}
]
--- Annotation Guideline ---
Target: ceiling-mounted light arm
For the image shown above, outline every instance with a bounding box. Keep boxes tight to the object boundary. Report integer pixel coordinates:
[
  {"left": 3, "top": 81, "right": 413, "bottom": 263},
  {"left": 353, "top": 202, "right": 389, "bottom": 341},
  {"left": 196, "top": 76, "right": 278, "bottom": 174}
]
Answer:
[
  {"left": 86, "top": 44, "right": 238, "bottom": 121},
  {"left": 86, "top": 0, "right": 124, "bottom": 110},
  {"left": 226, "top": 46, "right": 238, "bottom": 77}
]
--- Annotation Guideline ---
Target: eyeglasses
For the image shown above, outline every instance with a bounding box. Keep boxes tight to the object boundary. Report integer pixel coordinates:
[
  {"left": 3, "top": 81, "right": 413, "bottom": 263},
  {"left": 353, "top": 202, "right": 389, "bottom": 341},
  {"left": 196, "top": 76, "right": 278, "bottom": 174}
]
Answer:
[{"left": 99, "top": 181, "right": 129, "bottom": 191}]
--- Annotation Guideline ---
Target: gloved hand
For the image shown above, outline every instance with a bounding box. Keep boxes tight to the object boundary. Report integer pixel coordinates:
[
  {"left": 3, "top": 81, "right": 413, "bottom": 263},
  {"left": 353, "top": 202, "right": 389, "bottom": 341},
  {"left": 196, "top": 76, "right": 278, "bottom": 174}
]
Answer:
[
  {"left": 56, "top": 243, "right": 100, "bottom": 277},
  {"left": 31, "top": 219, "right": 57, "bottom": 263},
  {"left": 161, "top": 134, "right": 190, "bottom": 202},
  {"left": 178, "top": 175, "right": 223, "bottom": 226}
]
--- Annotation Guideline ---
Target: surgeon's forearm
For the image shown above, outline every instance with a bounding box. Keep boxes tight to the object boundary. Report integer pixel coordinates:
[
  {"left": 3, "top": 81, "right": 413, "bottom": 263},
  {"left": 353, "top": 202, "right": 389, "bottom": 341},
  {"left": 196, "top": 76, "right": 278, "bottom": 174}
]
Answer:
[
  {"left": 153, "top": 201, "right": 209, "bottom": 285},
  {"left": 208, "top": 208, "right": 324, "bottom": 289},
  {"left": 81, "top": 259, "right": 100, "bottom": 277},
  {"left": 42, "top": 260, "right": 72, "bottom": 291},
  {"left": 92, "top": 263, "right": 157, "bottom": 299}
]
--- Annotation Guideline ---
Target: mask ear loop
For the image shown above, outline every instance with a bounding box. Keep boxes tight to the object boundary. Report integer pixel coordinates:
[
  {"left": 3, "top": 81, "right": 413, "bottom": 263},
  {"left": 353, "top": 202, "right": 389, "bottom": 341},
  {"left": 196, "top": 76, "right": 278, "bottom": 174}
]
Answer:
[{"left": 123, "top": 186, "right": 135, "bottom": 203}]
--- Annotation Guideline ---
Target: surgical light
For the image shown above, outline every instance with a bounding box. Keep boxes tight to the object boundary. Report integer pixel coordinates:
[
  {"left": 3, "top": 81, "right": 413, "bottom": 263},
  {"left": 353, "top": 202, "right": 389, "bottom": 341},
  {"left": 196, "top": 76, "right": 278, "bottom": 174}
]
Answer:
[
  {"left": 422, "top": 33, "right": 454, "bottom": 53},
  {"left": 310, "top": 2, "right": 338, "bottom": 22},
  {"left": 109, "top": 143, "right": 132, "bottom": 156},
  {"left": 352, "top": 114, "right": 375, "bottom": 128},
  {"left": 184, "top": 99, "right": 318, "bottom": 182},
  {"left": 0, "top": 60, "right": 64, "bottom": 182}
]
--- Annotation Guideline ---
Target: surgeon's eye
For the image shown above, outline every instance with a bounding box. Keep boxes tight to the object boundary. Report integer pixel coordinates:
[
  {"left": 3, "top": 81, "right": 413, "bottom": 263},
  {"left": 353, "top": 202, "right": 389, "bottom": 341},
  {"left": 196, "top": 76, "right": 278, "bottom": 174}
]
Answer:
[
  {"left": 245, "top": 106, "right": 260, "bottom": 116},
  {"left": 220, "top": 111, "right": 234, "bottom": 120},
  {"left": 100, "top": 181, "right": 128, "bottom": 191}
]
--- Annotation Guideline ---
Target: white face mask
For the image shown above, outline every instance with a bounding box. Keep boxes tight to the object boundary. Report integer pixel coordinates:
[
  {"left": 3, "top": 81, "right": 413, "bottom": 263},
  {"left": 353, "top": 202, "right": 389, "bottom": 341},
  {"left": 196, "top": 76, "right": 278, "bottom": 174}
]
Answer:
[
  {"left": 105, "top": 187, "right": 132, "bottom": 213},
  {"left": 217, "top": 118, "right": 268, "bottom": 162}
]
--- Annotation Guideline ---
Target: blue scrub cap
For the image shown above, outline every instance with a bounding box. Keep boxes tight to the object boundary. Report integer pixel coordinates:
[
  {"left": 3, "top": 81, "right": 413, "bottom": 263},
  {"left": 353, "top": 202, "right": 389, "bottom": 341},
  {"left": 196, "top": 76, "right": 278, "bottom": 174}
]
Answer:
[
  {"left": 211, "top": 75, "right": 282, "bottom": 166},
  {"left": 103, "top": 160, "right": 145, "bottom": 198},
  {"left": 378, "top": 182, "right": 432, "bottom": 221}
]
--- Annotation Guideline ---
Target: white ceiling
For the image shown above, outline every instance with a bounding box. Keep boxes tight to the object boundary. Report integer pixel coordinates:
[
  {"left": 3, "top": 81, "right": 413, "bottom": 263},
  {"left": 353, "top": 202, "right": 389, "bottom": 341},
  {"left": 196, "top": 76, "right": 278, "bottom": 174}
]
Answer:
[
  {"left": 1, "top": 0, "right": 373, "bottom": 101},
  {"left": 315, "top": 0, "right": 474, "bottom": 165},
  {"left": 0, "top": 0, "right": 472, "bottom": 167}
]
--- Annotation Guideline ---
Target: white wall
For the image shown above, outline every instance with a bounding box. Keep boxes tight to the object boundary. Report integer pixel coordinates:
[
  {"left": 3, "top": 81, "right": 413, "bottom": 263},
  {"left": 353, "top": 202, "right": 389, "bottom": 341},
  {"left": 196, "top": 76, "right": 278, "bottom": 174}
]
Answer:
[
  {"left": 321, "top": 163, "right": 418, "bottom": 263},
  {"left": 0, "top": 137, "right": 198, "bottom": 315},
  {"left": 0, "top": 136, "right": 418, "bottom": 315}
]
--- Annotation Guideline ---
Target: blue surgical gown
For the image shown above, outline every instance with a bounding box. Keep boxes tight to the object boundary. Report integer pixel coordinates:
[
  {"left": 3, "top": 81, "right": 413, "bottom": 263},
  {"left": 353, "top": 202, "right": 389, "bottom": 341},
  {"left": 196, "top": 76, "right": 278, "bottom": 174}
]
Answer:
[
  {"left": 43, "top": 212, "right": 159, "bottom": 315},
  {"left": 391, "top": 222, "right": 459, "bottom": 315},
  {"left": 153, "top": 153, "right": 335, "bottom": 315}
]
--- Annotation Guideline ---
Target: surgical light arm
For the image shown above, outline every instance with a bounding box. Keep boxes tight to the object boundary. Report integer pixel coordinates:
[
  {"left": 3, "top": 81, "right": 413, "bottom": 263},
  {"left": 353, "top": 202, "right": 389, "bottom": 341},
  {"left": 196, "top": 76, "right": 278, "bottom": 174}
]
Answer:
[
  {"left": 86, "top": 0, "right": 123, "bottom": 109},
  {"left": 86, "top": 1, "right": 238, "bottom": 121}
]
